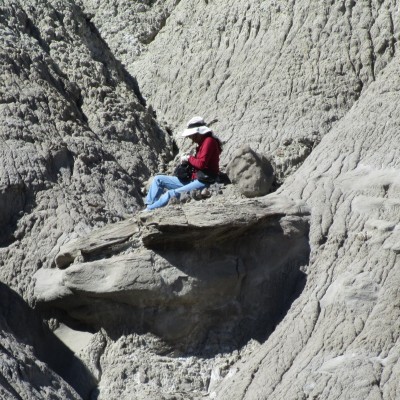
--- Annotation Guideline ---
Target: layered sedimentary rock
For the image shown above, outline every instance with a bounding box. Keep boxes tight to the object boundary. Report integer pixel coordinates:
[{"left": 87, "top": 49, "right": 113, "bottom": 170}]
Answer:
[
  {"left": 34, "top": 194, "right": 309, "bottom": 346},
  {"left": 33, "top": 193, "right": 309, "bottom": 398}
]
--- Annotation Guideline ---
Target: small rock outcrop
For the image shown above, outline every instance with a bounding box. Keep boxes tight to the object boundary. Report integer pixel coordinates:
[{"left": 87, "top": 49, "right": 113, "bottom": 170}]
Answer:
[
  {"left": 226, "top": 145, "right": 275, "bottom": 198},
  {"left": 34, "top": 194, "right": 309, "bottom": 349}
]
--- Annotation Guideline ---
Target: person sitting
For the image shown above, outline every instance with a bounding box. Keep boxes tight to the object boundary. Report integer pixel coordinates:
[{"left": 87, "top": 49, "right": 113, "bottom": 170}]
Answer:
[{"left": 144, "top": 116, "right": 222, "bottom": 211}]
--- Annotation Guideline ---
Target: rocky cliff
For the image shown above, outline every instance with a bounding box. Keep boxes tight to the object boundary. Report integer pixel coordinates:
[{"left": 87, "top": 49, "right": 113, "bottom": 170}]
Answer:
[{"left": 0, "top": 0, "right": 399, "bottom": 399}]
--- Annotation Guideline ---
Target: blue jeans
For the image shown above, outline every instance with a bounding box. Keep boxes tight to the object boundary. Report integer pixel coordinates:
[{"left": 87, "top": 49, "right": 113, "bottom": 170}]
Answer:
[{"left": 145, "top": 175, "right": 208, "bottom": 210}]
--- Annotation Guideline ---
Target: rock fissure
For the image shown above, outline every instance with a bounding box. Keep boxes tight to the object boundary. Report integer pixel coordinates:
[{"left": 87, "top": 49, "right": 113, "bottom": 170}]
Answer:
[{"left": 0, "top": 371, "right": 24, "bottom": 400}]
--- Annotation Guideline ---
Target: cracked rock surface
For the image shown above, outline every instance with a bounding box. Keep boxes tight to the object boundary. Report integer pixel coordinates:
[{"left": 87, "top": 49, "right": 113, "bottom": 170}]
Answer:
[
  {"left": 33, "top": 193, "right": 309, "bottom": 399},
  {"left": 128, "top": 0, "right": 398, "bottom": 166}
]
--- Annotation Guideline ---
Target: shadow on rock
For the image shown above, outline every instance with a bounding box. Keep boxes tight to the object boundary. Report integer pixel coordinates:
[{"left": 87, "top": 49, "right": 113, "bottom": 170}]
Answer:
[
  {"left": 0, "top": 282, "right": 97, "bottom": 399},
  {"left": 149, "top": 213, "right": 310, "bottom": 353}
]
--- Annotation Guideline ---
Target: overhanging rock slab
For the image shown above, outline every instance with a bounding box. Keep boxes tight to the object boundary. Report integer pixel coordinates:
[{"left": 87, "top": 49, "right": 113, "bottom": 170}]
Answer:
[{"left": 34, "top": 194, "right": 310, "bottom": 347}]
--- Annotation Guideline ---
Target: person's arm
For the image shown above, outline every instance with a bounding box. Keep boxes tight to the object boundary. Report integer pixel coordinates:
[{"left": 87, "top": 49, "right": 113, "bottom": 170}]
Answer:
[{"left": 188, "top": 138, "right": 217, "bottom": 170}]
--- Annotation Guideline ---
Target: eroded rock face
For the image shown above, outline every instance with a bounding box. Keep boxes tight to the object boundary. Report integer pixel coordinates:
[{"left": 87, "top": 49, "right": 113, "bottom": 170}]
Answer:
[
  {"left": 127, "top": 0, "right": 397, "bottom": 164},
  {"left": 212, "top": 41, "right": 400, "bottom": 400},
  {"left": 271, "top": 136, "right": 320, "bottom": 186},
  {"left": 0, "top": 0, "right": 173, "bottom": 300},
  {"left": 34, "top": 194, "right": 310, "bottom": 349}
]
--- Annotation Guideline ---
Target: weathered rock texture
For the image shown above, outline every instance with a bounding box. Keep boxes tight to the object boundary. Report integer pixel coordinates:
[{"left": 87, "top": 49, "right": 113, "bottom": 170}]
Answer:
[
  {"left": 76, "top": 0, "right": 179, "bottom": 65},
  {"left": 213, "top": 33, "right": 400, "bottom": 400},
  {"left": 0, "top": 0, "right": 173, "bottom": 299},
  {"left": 111, "top": 0, "right": 397, "bottom": 163},
  {"left": 1, "top": 0, "right": 400, "bottom": 399}
]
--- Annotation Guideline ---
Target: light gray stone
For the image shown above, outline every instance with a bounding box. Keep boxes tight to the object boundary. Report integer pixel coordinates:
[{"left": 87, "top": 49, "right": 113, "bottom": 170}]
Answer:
[
  {"left": 55, "top": 219, "right": 140, "bottom": 268},
  {"left": 226, "top": 145, "right": 275, "bottom": 197},
  {"left": 0, "top": 0, "right": 173, "bottom": 300},
  {"left": 125, "top": 0, "right": 396, "bottom": 164}
]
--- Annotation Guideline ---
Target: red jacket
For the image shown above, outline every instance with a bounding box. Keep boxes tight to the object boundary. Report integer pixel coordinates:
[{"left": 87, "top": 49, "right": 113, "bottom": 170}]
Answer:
[{"left": 188, "top": 136, "right": 221, "bottom": 179}]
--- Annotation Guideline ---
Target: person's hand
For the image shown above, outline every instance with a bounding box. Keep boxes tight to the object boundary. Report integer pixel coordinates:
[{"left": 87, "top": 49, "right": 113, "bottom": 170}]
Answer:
[{"left": 180, "top": 154, "right": 189, "bottom": 163}]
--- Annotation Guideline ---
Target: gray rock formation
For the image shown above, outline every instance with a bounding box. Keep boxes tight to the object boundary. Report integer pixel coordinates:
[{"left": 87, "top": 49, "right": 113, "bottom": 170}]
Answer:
[
  {"left": 1, "top": 0, "right": 400, "bottom": 399},
  {"left": 226, "top": 145, "right": 275, "bottom": 197},
  {"left": 271, "top": 135, "right": 320, "bottom": 185},
  {"left": 76, "top": 0, "right": 179, "bottom": 65},
  {"left": 34, "top": 194, "right": 309, "bottom": 350}
]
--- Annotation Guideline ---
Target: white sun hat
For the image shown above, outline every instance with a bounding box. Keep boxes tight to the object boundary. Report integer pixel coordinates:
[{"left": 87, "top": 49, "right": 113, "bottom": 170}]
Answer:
[
  {"left": 181, "top": 125, "right": 212, "bottom": 137},
  {"left": 187, "top": 116, "right": 206, "bottom": 128}
]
